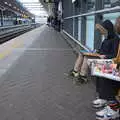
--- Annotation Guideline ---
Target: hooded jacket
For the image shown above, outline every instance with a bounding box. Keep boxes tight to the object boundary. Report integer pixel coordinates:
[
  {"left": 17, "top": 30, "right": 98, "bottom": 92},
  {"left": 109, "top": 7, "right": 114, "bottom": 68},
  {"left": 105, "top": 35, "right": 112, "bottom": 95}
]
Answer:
[{"left": 99, "top": 20, "right": 120, "bottom": 59}]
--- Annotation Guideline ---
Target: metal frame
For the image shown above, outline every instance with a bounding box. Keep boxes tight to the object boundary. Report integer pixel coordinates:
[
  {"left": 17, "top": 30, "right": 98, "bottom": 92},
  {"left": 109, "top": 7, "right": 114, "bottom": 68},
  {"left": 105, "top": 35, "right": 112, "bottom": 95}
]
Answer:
[
  {"left": 63, "top": 30, "right": 90, "bottom": 51},
  {"left": 62, "top": 0, "right": 120, "bottom": 50},
  {"left": 64, "top": 6, "right": 120, "bottom": 20}
]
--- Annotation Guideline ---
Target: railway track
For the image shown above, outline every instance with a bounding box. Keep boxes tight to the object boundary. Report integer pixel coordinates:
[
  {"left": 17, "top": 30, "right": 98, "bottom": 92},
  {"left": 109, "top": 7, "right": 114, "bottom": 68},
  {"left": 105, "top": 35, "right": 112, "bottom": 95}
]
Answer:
[{"left": 0, "top": 24, "right": 36, "bottom": 44}]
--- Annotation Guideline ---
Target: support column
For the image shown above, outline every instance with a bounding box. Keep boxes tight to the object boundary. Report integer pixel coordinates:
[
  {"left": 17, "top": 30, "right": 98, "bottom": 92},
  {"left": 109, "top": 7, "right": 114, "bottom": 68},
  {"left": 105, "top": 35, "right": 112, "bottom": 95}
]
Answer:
[
  {"left": 0, "top": 10, "right": 4, "bottom": 26},
  {"left": 73, "top": 2, "right": 80, "bottom": 40}
]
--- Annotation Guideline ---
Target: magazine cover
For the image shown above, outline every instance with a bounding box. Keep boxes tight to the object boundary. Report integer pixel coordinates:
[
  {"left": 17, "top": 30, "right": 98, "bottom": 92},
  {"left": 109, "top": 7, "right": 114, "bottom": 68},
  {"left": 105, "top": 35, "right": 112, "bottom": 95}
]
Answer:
[{"left": 88, "top": 59, "right": 120, "bottom": 82}]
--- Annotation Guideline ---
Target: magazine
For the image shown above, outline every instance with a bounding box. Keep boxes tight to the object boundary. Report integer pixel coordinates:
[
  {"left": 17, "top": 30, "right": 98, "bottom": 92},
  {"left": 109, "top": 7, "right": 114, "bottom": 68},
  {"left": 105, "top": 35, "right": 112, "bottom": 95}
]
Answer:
[
  {"left": 80, "top": 45, "right": 93, "bottom": 53},
  {"left": 88, "top": 59, "right": 120, "bottom": 82}
]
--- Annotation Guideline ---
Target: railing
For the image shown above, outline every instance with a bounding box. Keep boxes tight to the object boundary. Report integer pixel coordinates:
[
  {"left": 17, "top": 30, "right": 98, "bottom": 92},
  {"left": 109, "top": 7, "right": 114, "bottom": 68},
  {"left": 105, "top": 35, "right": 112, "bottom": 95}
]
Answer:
[
  {"left": 0, "top": 24, "right": 34, "bottom": 43},
  {"left": 0, "top": 24, "right": 29, "bottom": 32},
  {"left": 64, "top": 6, "right": 120, "bottom": 19}
]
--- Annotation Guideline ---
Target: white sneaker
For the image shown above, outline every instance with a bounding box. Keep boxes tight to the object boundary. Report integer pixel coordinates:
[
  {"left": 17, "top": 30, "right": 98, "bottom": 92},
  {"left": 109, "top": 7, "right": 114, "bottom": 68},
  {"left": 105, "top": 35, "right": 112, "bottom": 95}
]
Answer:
[
  {"left": 92, "top": 98, "right": 107, "bottom": 108},
  {"left": 96, "top": 106, "right": 120, "bottom": 120}
]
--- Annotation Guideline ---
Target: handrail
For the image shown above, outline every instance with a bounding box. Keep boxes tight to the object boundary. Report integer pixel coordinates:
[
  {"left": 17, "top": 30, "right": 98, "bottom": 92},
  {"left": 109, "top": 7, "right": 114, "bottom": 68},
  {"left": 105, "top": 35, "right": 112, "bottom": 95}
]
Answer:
[
  {"left": 0, "top": 26, "right": 32, "bottom": 39},
  {"left": 63, "top": 30, "right": 90, "bottom": 52},
  {"left": 0, "top": 24, "right": 29, "bottom": 30},
  {"left": 64, "top": 6, "right": 120, "bottom": 20}
]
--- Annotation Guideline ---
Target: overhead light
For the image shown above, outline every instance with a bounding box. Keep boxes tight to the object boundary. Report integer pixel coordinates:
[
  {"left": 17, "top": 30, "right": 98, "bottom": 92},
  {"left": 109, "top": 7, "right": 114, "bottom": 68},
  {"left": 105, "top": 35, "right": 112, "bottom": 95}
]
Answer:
[
  {"left": 9, "top": 4, "right": 12, "bottom": 7},
  {"left": 72, "top": 0, "right": 76, "bottom": 3},
  {"left": 4, "top": 2, "right": 8, "bottom": 5}
]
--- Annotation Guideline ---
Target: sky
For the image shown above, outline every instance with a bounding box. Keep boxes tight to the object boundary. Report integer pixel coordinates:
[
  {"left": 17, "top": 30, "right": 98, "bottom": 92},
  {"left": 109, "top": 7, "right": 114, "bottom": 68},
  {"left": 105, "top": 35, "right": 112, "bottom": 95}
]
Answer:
[{"left": 19, "top": 0, "right": 48, "bottom": 16}]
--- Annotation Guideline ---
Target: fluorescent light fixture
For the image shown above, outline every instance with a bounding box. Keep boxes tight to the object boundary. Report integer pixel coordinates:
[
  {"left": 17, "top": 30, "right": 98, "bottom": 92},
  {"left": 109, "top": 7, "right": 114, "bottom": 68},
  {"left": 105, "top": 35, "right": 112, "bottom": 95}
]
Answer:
[
  {"left": 13, "top": 6, "right": 16, "bottom": 9},
  {"left": 19, "top": 0, "right": 48, "bottom": 16},
  {"left": 9, "top": 4, "right": 12, "bottom": 7},
  {"left": 4, "top": 2, "right": 8, "bottom": 4},
  {"left": 72, "top": 0, "right": 76, "bottom": 3}
]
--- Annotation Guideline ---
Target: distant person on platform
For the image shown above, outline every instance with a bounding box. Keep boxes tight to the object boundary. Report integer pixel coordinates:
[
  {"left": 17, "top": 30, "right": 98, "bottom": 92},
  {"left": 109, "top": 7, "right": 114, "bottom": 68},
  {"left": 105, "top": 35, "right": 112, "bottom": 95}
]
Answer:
[{"left": 47, "top": 16, "right": 50, "bottom": 26}]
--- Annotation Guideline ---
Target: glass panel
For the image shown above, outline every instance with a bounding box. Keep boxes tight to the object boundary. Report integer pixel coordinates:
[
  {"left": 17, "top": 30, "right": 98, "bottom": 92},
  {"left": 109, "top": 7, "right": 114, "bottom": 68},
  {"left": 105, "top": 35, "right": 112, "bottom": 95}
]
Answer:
[
  {"left": 102, "top": 12, "right": 120, "bottom": 41},
  {"left": 103, "top": 12, "right": 120, "bottom": 24},
  {"left": 87, "top": 0, "right": 95, "bottom": 12},
  {"left": 86, "top": 16, "right": 95, "bottom": 50},
  {"left": 73, "top": 17, "right": 79, "bottom": 39},
  {"left": 64, "top": 18, "right": 73, "bottom": 37}
]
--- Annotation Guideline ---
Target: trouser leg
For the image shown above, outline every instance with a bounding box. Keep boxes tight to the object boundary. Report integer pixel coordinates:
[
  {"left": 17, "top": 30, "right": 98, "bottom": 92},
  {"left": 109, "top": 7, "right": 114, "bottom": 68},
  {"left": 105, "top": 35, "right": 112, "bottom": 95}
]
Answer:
[
  {"left": 80, "top": 56, "right": 89, "bottom": 76},
  {"left": 74, "top": 53, "right": 84, "bottom": 72},
  {"left": 96, "top": 77, "right": 119, "bottom": 101}
]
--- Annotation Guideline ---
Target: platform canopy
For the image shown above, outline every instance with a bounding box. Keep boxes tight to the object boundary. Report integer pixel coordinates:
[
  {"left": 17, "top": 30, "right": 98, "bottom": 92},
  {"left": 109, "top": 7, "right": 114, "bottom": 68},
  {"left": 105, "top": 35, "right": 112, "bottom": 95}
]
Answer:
[
  {"left": 19, "top": 0, "right": 48, "bottom": 17},
  {"left": 0, "top": 0, "right": 34, "bottom": 17}
]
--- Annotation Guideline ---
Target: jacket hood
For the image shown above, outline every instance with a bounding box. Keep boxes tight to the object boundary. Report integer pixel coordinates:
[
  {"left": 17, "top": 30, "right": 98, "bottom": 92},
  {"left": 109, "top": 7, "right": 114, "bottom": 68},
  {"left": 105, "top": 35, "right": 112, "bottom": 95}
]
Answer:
[{"left": 101, "top": 20, "right": 115, "bottom": 39}]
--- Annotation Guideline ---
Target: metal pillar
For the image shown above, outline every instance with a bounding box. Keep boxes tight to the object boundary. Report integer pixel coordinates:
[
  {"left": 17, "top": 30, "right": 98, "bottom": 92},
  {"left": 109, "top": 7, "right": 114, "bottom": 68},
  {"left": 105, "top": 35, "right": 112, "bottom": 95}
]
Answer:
[
  {"left": 73, "top": 2, "right": 80, "bottom": 40},
  {"left": 81, "top": 0, "right": 87, "bottom": 45},
  {"left": 0, "top": 10, "right": 4, "bottom": 26},
  {"left": 62, "top": 0, "right": 73, "bottom": 36}
]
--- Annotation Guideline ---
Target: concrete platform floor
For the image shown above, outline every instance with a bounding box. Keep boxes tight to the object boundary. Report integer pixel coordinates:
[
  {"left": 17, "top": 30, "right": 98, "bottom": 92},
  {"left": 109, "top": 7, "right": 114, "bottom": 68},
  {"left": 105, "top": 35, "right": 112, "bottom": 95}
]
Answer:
[{"left": 0, "top": 26, "right": 96, "bottom": 120}]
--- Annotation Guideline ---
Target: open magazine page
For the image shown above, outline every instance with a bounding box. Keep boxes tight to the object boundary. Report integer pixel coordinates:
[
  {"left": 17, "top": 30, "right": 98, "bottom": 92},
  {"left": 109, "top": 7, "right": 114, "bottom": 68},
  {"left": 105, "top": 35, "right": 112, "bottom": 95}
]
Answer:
[
  {"left": 88, "top": 59, "right": 120, "bottom": 82},
  {"left": 80, "top": 45, "right": 94, "bottom": 53}
]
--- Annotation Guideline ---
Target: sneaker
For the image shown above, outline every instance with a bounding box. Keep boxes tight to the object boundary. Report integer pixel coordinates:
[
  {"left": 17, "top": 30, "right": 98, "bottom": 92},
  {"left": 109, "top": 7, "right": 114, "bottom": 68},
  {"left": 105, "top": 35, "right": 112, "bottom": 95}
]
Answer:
[
  {"left": 77, "top": 75, "right": 88, "bottom": 83},
  {"left": 108, "top": 100, "right": 120, "bottom": 111},
  {"left": 93, "top": 98, "right": 107, "bottom": 108},
  {"left": 80, "top": 75, "right": 88, "bottom": 83},
  {"left": 96, "top": 106, "right": 119, "bottom": 120},
  {"left": 69, "top": 69, "right": 79, "bottom": 77}
]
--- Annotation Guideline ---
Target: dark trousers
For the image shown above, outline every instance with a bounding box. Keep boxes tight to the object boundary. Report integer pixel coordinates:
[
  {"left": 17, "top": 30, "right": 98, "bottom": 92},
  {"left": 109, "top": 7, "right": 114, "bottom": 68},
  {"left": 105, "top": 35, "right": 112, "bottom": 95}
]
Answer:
[{"left": 96, "top": 77, "right": 120, "bottom": 101}]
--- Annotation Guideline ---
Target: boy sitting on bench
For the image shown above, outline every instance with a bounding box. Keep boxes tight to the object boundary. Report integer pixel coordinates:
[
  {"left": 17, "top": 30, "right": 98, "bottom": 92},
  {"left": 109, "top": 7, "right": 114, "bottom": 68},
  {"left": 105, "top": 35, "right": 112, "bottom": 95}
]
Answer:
[{"left": 69, "top": 20, "right": 120, "bottom": 83}]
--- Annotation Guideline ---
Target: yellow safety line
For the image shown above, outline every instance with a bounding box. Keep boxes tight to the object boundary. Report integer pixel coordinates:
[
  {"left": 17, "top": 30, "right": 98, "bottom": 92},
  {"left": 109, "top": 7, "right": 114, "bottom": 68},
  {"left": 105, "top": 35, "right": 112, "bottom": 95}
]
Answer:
[{"left": 0, "top": 41, "right": 23, "bottom": 60}]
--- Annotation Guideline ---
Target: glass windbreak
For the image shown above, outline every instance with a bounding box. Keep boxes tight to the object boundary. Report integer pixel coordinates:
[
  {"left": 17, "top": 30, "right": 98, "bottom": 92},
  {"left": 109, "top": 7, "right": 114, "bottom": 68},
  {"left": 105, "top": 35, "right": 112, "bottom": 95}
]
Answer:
[
  {"left": 64, "top": 18, "right": 73, "bottom": 37},
  {"left": 86, "top": 16, "right": 95, "bottom": 50},
  {"left": 102, "top": 12, "right": 120, "bottom": 41},
  {"left": 103, "top": 12, "right": 120, "bottom": 24}
]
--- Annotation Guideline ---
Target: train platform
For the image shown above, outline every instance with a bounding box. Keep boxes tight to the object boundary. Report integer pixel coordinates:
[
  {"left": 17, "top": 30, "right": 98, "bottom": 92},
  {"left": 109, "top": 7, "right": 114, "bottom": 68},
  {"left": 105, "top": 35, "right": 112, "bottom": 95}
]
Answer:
[{"left": 0, "top": 25, "right": 96, "bottom": 120}]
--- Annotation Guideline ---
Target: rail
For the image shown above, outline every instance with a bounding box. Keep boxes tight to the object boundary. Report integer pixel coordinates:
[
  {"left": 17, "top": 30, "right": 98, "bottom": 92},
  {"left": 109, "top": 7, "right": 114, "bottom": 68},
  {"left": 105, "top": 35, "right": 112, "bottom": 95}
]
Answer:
[{"left": 0, "top": 24, "right": 33, "bottom": 43}]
